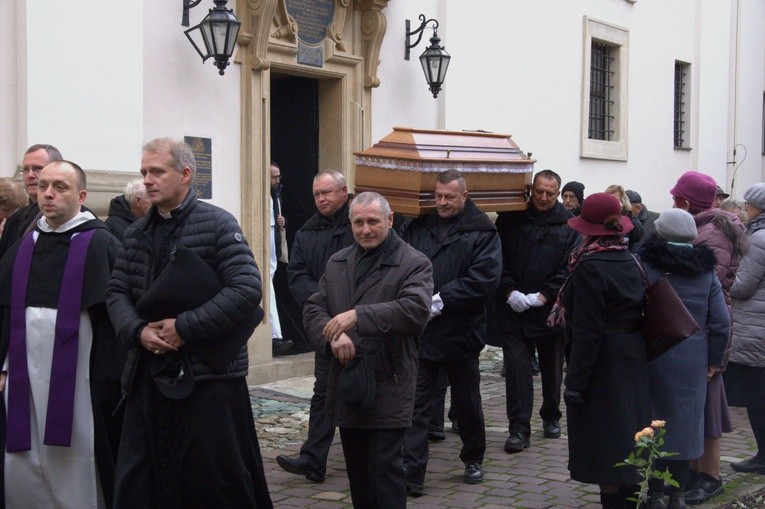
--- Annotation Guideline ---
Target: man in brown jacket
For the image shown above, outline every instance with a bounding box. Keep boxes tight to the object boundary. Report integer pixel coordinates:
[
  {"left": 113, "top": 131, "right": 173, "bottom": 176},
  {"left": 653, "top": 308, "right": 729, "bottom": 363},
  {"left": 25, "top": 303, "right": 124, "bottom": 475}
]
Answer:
[{"left": 303, "top": 192, "right": 433, "bottom": 509}]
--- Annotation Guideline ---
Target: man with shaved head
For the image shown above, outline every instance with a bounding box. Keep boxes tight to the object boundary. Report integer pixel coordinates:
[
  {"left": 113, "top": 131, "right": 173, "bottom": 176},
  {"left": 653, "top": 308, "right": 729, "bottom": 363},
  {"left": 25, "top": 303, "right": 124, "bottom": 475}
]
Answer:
[{"left": 0, "top": 160, "right": 123, "bottom": 507}]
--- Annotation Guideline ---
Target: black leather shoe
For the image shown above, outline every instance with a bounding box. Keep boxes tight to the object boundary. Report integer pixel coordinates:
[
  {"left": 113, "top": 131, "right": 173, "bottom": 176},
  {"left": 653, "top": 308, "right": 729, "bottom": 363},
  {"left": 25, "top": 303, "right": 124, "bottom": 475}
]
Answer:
[
  {"left": 428, "top": 429, "right": 446, "bottom": 442},
  {"left": 504, "top": 432, "right": 530, "bottom": 453},
  {"left": 543, "top": 420, "right": 561, "bottom": 438},
  {"left": 276, "top": 454, "right": 325, "bottom": 483},
  {"left": 403, "top": 467, "right": 423, "bottom": 497},
  {"left": 731, "top": 453, "right": 765, "bottom": 474},
  {"left": 643, "top": 492, "right": 667, "bottom": 509},
  {"left": 683, "top": 470, "right": 699, "bottom": 493},
  {"left": 463, "top": 462, "right": 484, "bottom": 484},
  {"left": 684, "top": 472, "right": 722, "bottom": 505},
  {"left": 272, "top": 339, "right": 294, "bottom": 356},
  {"left": 667, "top": 491, "right": 687, "bottom": 509}
]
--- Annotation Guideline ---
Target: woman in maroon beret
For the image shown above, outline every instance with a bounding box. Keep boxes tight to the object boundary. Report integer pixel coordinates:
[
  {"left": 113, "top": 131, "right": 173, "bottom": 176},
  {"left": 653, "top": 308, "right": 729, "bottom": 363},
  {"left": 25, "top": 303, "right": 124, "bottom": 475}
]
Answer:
[{"left": 558, "top": 192, "right": 651, "bottom": 508}]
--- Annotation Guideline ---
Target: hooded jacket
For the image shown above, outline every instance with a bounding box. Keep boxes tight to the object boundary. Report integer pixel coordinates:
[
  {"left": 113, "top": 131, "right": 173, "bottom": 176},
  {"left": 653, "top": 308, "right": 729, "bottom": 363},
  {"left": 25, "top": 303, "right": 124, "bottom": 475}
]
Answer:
[
  {"left": 638, "top": 234, "right": 730, "bottom": 458},
  {"left": 105, "top": 194, "right": 138, "bottom": 242},
  {"left": 639, "top": 235, "right": 730, "bottom": 368},
  {"left": 694, "top": 208, "right": 749, "bottom": 306},
  {"left": 692, "top": 208, "right": 748, "bottom": 371}
]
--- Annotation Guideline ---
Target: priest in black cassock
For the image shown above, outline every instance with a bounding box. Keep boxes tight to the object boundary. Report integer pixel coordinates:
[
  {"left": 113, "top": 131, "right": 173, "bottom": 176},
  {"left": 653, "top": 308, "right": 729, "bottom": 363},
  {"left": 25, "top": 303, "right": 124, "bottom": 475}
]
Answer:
[
  {"left": 0, "top": 160, "right": 124, "bottom": 508},
  {"left": 106, "top": 138, "right": 272, "bottom": 509}
]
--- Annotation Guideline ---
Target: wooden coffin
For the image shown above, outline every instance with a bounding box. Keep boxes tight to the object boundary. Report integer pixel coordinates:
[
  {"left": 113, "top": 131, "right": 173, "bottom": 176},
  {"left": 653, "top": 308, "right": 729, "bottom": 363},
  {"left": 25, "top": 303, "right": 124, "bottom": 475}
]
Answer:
[{"left": 354, "top": 127, "right": 534, "bottom": 216}]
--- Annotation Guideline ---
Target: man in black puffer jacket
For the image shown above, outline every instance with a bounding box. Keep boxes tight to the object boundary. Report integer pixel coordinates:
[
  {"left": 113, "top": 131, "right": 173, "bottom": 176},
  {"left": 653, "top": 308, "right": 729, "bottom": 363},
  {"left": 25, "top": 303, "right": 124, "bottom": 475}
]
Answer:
[
  {"left": 106, "top": 138, "right": 272, "bottom": 509},
  {"left": 401, "top": 170, "right": 502, "bottom": 496}
]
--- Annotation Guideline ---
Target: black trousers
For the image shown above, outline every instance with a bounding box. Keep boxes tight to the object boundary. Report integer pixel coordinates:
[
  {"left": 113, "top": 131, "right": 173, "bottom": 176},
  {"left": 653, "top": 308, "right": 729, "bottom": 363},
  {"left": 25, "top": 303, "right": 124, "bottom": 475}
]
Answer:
[
  {"left": 403, "top": 357, "right": 485, "bottom": 484},
  {"left": 747, "top": 406, "right": 765, "bottom": 453},
  {"left": 648, "top": 459, "right": 690, "bottom": 492},
  {"left": 340, "top": 427, "right": 407, "bottom": 509},
  {"left": 429, "top": 367, "right": 455, "bottom": 431},
  {"left": 299, "top": 350, "right": 335, "bottom": 474},
  {"left": 502, "top": 329, "right": 564, "bottom": 436}
]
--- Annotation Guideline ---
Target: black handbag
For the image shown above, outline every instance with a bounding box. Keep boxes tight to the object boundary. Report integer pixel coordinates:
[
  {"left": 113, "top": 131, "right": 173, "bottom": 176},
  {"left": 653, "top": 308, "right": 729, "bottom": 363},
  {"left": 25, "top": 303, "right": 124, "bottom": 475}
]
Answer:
[{"left": 631, "top": 255, "right": 700, "bottom": 362}]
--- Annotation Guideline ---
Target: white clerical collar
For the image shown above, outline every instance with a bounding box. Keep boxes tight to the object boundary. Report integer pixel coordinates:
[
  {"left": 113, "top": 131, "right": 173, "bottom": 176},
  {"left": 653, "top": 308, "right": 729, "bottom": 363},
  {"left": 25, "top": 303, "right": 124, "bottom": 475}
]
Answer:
[{"left": 37, "top": 210, "right": 96, "bottom": 233}]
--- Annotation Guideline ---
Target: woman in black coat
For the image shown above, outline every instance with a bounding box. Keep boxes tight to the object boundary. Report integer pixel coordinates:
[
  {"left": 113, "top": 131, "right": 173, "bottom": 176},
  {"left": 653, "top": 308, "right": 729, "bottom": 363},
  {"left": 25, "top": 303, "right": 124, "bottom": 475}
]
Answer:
[{"left": 559, "top": 193, "right": 651, "bottom": 509}]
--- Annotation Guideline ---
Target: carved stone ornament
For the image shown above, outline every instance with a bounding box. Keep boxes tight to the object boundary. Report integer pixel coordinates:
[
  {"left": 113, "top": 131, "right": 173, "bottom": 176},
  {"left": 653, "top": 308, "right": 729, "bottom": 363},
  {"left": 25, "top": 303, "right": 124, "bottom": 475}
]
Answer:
[
  {"left": 235, "top": 0, "right": 388, "bottom": 87},
  {"left": 273, "top": 0, "right": 298, "bottom": 42}
]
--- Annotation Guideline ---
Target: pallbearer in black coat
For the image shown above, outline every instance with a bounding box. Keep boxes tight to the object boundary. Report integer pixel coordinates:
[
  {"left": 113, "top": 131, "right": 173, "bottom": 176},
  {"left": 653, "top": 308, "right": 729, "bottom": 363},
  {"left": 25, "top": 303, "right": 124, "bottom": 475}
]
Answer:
[{"left": 402, "top": 170, "right": 502, "bottom": 496}]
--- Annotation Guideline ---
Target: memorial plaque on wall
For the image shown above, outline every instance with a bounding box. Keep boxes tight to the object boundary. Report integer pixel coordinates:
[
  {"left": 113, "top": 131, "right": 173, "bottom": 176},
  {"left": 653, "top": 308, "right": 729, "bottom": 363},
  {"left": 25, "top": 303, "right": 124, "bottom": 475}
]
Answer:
[
  {"left": 184, "top": 136, "right": 212, "bottom": 199},
  {"left": 286, "top": 0, "right": 334, "bottom": 67}
]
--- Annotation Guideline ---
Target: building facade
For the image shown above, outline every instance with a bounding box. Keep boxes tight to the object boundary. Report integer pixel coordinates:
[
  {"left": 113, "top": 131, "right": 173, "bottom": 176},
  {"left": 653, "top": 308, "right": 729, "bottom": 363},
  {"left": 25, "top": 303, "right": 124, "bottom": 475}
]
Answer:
[{"left": 1, "top": 0, "right": 763, "bottom": 382}]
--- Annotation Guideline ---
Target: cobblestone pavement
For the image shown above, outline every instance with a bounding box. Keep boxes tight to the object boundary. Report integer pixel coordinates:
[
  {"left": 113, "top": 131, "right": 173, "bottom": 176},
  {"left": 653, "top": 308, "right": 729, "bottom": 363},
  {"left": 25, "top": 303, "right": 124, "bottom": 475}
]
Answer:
[{"left": 250, "top": 347, "right": 763, "bottom": 508}]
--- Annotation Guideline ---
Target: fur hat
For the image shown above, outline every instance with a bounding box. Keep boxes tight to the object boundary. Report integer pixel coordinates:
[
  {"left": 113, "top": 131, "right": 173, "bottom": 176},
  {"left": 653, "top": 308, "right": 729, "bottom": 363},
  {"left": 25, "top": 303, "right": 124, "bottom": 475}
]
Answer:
[
  {"left": 654, "top": 209, "right": 697, "bottom": 243},
  {"left": 670, "top": 171, "right": 717, "bottom": 210},
  {"left": 744, "top": 183, "right": 765, "bottom": 211},
  {"left": 561, "top": 181, "right": 585, "bottom": 205},
  {"left": 568, "top": 193, "right": 634, "bottom": 237}
]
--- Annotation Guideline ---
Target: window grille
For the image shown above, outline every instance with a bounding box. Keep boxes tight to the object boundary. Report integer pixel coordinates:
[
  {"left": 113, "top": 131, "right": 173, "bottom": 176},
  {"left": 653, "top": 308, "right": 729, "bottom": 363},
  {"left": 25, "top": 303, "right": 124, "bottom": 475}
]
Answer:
[
  {"left": 674, "top": 62, "right": 687, "bottom": 148},
  {"left": 589, "top": 42, "right": 615, "bottom": 141}
]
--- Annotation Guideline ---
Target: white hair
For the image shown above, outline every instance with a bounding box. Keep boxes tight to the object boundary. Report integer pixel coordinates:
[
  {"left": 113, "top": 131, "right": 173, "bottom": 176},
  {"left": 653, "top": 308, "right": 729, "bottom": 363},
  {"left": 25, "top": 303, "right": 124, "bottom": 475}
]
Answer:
[{"left": 124, "top": 178, "right": 147, "bottom": 202}]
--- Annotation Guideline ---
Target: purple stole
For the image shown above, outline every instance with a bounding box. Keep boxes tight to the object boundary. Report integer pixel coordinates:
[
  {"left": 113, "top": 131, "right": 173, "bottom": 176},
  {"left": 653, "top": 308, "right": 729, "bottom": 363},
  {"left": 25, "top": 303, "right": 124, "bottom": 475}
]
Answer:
[{"left": 6, "top": 228, "right": 96, "bottom": 452}]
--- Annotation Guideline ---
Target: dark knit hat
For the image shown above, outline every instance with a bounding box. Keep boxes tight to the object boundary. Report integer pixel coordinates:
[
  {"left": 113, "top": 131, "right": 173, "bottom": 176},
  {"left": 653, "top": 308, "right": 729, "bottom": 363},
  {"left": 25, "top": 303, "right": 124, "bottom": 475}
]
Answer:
[
  {"left": 626, "top": 190, "right": 642, "bottom": 204},
  {"left": 670, "top": 171, "right": 717, "bottom": 210},
  {"left": 562, "top": 181, "right": 585, "bottom": 204},
  {"left": 654, "top": 209, "right": 697, "bottom": 243},
  {"left": 568, "top": 193, "right": 634, "bottom": 237},
  {"left": 744, "top": 183, "right": 765, "bottom": 211}
]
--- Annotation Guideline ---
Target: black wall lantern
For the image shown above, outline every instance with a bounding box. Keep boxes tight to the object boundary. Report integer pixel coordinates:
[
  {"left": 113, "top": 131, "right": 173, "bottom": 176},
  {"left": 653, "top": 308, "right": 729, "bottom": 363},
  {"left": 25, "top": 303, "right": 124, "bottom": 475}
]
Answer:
[
  {"left": 405, "top": 14, "right": 451, "bottom": 98},
  {"left": 182, "top": 0, "right": 241, "bottom": 76}
]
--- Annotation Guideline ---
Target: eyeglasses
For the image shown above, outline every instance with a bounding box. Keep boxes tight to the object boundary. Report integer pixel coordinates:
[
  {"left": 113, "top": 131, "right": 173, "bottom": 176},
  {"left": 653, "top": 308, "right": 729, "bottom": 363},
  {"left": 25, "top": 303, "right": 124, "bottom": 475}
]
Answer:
[
  {"left": 270, "top": 175, "right": 282, "bottom": 180},
  {"left": 21, "top": 165, "right": 45, "bottom": 175},
  {"left": 313, "top": 188, "right": 339, "bottom": 199}
]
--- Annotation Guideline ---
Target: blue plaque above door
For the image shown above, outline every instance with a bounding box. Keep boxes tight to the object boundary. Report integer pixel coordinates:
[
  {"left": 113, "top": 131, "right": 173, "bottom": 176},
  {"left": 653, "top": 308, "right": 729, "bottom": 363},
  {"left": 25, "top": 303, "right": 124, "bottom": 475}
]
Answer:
[{"left": 285, "top": 0, "right": 335, "bottom": 67}]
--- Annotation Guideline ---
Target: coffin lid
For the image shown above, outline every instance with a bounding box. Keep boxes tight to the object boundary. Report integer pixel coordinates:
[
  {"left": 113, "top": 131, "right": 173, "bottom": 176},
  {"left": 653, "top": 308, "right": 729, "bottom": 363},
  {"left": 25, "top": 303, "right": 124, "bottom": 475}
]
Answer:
[
  {"left": 354, "top": 126, "right": 536, "bottom": 171},
  {"left": 353, "top": 127, "right": 534, "bottom": 216}
]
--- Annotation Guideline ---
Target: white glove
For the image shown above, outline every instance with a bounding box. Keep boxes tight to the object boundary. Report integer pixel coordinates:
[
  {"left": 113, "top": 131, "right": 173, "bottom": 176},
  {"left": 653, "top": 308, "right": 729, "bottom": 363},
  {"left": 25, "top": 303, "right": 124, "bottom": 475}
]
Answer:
[
  {"left": 507, "top": 290, "right": 530, "bottom": 313},
  {"left": 525, "top": 292, "right": 545, "bottom": 308},
  {"left": 429, "top": 293, "right": 444, "bottom": 319}
]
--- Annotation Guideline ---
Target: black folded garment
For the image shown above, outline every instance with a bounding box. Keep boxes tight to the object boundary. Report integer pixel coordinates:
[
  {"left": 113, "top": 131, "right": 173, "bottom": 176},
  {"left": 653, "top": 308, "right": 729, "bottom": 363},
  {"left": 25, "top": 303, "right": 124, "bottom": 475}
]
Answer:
[{"left": 137, "top": 247, "right": 263, "bottom": 374}]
